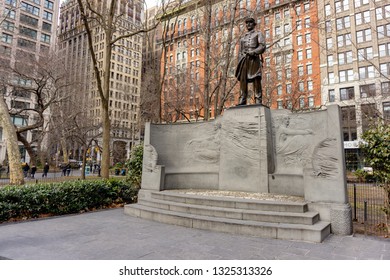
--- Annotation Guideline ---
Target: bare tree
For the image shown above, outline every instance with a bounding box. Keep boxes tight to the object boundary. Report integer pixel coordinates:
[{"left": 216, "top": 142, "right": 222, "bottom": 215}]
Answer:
[{"left": 76, "top": 0, "right": 171, "bottom": 178}]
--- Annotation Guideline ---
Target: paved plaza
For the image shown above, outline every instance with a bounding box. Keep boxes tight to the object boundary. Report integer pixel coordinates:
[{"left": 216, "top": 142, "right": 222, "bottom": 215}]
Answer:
[{"left": 0, "top": 208, "right": 389, "bottom": 260}]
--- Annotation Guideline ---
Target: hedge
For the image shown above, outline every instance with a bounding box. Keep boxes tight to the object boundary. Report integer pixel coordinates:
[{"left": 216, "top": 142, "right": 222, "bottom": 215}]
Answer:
[{"left": 0, "top": 179, "right": 139, "bottom": 222}]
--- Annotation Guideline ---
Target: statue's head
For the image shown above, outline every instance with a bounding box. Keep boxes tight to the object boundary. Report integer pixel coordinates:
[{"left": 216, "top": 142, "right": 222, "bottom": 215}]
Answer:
[{"left": 245, "top": 17, "right": 257, "bottom": 25}]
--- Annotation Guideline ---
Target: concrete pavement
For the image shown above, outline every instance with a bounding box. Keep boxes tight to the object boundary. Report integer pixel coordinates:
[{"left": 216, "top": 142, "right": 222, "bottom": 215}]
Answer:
[{"left": 0, "top": 208, "right": 389, "bottom": 260}]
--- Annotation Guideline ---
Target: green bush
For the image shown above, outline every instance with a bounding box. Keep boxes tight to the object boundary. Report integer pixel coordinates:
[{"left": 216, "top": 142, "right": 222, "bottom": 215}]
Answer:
[
  {"left": 125, "top": 143, "right": 143, "bottom": 187},
  {"left": 0, "top": 179, "right": 138, "bottom": 223}
]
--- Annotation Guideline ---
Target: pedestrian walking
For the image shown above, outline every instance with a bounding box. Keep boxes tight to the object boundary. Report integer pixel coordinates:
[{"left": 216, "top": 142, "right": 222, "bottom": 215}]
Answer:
[
  {"left": 42, "top": 162, "right": 49, "bottom": 177},
  {"left": 22, "top": 163, "right": 30, "bottom": 178},
  {"left": 30, "top": 164, "right": 37, "bottom": 178}
]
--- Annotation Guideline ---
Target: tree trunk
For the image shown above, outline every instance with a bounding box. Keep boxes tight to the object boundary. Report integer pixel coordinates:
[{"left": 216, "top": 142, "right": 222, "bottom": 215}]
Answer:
[
  {"left": 17, "top": 133, "right": 37, "bottom": 165},
  {"left": 0, "top": 97, "right": 24, "bottom": 185},
  {"left": 203, "top": 1, "right": 212, "bottom": 121}
]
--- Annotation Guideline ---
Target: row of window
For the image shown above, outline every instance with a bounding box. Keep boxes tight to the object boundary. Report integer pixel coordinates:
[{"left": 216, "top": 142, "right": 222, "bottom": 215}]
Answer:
[
  {"left": 327, "top": 43, "right": 390, "bottom": 68},
  {"left": 326, "top": 26, "right": 389, "bottom": 50},
  {"left": 276, "top": 96, "right": 315, "bottom": 110},
  {"left": 328, "top": 64, "right": 389, "bottom": 84},
  {"left": 1, "top": 32, "right": 50, "bottom": 44},
  {"left": 326, "top": 6, "right": 390, "bottom": 29},
  {"left": 328, "top": 82, "right": 390, "bottom": 102}
]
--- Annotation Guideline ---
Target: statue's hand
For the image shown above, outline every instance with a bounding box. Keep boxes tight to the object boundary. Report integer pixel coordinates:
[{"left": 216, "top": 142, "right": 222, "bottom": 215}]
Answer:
[{"left": 247, "top": 51, "right": 257, "bottom": 57}]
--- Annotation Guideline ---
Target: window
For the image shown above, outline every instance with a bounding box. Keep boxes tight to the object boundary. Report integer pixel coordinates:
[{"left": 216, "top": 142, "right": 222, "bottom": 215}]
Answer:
[
  {"left": 305, "top": 33, "right": 311, "bottom": 43},
  {"left": 286, "top": 83, "right": 292, "bottom": 93},
  {"left": 376, "top": 5, "right": 390, "bottom": 20},
  {"left": 329, "top": 89, "right": 335, "bottom": 102},
  {"left": 43, "top": 11, "right": 53, "bottom": 21},
  {"left": 307, "top": 80, "right": 313, "bottom": 91},
  {"left": 380, "top": 63, "right": 390, "bottom": 76},
  {"left": 304, "top": 2, "right": 310, "bottom": 11},
  {"left": 1, "top": 33, "right": 13, "bottom": 44},
  {"left": 264, "top": 16, "right": 269, "bottom": 26},
  {"left": 308, "top": 96, "right": 314, "bottom": 108},
  {"left": 277, "top": 70, "right": 282, "bottom": 81},
  {"left": 296, "top": 5, "right": 301, "bottom": 15},
  {"left": 1, "top": 21, "right": 14, "bottom": 31},
  {"left": 355, "top": 0, "right": 369, "bottom": 8},
  {"left": 304, "top": 18, "right": 310, "bottom": 28},
  {"left": 17, "top": 38, "right": 36, "bottom": 49},
  {"left": 5, "top": 0, "right": 17, "bottom": 6},
  {"left": 277, "top": 101, "right": 283, "bottom": 109},
  {"left": 384, "top": 102, "right": 390, "bottom": 121},
  {"left": 299, "top": 97, "right": 305, "bottom": 108},
  {"left": 326, "top": 38, "right": 333, "bottom": 49},
  {"left": 325, "top": 4, "right": 331, "bottom": 17},
  {"left": 4, "top": 8, "right": 16, "bottom": 19},
  {"left": 339, "top": 69, "right": 354, "bottom": 82},
  {"left": 360, "top": 84, "right": 376, "bottom": 98},
  {"left": 297, "top": 50, "right": 303, "bottom": 60},
  {"left": 296, "top": 20, "right": 302, "bottom": 30},
  {"left": 44, "top": 0, "right": 53, "bottom": 10},
  {"left": 362, "top": 104, "right": 377, "bottom": 133},
  {"left": 20, "top": 26, "right": 37, "bottom": 39},
  {"left": 359, "top": 66, "right": 375, "bottom": 79},
  {"left": 335, "top": 0, "right": 349, "bottom": 13},
  {"left": 306, "top": 49, "right": 312, "bottom": 59},
  {"left": 328, "top": 72, "right": 335, "bottom": 84},
  {"left": 298, "top": 66, "right": 304, "bottom": 76},
  {"left": 277, "top": 85, "right": 282, "bottom": 95},
  {"left": 275, "top": 26, "right": 281, "bottom": 36},
  {"left": 306, "top": 64, "right": 312, "bottom": 75},
  {"left": 382, "top": 82, "right": 390, "bottom": 96},
  {"left": 356, "top": 29, "right": 371, "bottom": 43},
  {"left": 297, "top": 35, "right": 303, "bottom": 45},
  {"left": 341, "top": 106, "right": 357, "bottom": 141},
  {"left": 378, "top": 24, "right": 390, "bottom": 39},
  {"left": 337, "top": 33, "right": 351, "bottom": 47},
  {"left": 336, "top": 16, "right": 350, "bottom": 30},
  {"left": 42, "top": 22, "right": 51, "bottom": 31},
  {"left": 379, "top": 43, "right": 390, "bottom": 57},
  {"left": 325, "top": 20, "right": 332, "bottom": 32},
  {"left": 358, "top": 47, "right": 373, "bottom": 61},
  {"left": 284, "top": 24, "right": 291, "bottom": 33},
  {"left": 327, "top": 55, "right": 333, "bottom": 67},
  {"left": 340, "top": 87, "right": 355, "bottom": 101},
  {"left": 355, "top": 11, "right": 370, "bottom": 25},
  {"left": 338, "top": 51, "right": 353, "bottom": 65},
  {"left": 282, "top": 68, "right": 290, "bottom": 79},
  {"left": 21, "top": 2, "right": 40, "bottom": 16},
  {"left": 298, "top": 81, "right": 304, "bottom": 91}
]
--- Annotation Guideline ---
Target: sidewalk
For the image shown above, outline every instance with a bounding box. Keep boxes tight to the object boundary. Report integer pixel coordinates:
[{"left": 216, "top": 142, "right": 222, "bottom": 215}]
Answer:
[{"left": 0, "top": 208, "right": 389, "bottom": 260}]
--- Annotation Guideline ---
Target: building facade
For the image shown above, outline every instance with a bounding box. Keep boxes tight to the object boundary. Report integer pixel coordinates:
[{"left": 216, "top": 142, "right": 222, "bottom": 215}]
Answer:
[
  {"left": 156, "top": 0, "right": 322, "bottom": 122},
  {"left": 58, "top": 0, "right": 144, "bottom": 164},
  {"left": 0, "top": 0, "right": 60, "bottom": 164},
  {"left": 149, "top": 0, "right": 389, "bottom": 170},
  {"left": 318, "top": 0, "right": 390, "bottom": 170}
]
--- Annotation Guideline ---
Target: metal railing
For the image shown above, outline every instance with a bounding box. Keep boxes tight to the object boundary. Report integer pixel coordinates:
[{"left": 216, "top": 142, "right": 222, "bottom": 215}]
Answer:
[{"left": 347, "top": 182, "right": 389, "bottom": 237}]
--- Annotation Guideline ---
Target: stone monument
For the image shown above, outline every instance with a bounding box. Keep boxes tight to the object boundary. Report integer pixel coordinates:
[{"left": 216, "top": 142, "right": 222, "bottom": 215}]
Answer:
[{"left": 139, "top": 104, "right": 352, "bottom": 236}]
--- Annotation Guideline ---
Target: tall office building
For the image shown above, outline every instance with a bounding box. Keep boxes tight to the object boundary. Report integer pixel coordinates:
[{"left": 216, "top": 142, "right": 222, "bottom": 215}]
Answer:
[
  {"left": 318, "top": 0, "right": 390, "bottom": 169},
  {"left": 58, "top": 0, "right": 144, "bottom": 164},
  {"left": 0, "top": 0, "right": 60, "bottom": 163}
]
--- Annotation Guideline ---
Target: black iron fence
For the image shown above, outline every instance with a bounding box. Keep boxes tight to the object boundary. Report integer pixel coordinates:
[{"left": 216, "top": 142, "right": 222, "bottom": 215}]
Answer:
[{"left": 347, "top": 182, "right": 389, "bottom": 237}]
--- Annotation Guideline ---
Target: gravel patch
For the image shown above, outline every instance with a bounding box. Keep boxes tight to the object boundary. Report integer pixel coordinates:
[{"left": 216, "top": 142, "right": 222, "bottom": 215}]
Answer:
[{"left": 166, "top": 189, "right": 305, "bottom": 202}]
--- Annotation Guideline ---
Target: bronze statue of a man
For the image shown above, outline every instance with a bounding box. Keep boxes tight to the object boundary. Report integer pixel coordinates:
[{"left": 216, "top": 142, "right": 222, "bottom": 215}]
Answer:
[{"left": 235, "top": 17, "right": 266, "bottom": 106}]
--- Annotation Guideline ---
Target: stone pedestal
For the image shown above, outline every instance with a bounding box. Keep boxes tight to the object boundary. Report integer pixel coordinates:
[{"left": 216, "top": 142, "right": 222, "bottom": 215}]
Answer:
[{"left": 219, "top": 105, "right": 274, "bottom": 193}]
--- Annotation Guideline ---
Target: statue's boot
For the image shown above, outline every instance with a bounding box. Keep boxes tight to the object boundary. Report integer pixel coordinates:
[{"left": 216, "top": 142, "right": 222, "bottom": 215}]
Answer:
[
  {"left": 237, "top": 91, "right": 247, "bottom": 106},
  {"left": 255, "top": 92, "right": 262, "bottom": 104}
]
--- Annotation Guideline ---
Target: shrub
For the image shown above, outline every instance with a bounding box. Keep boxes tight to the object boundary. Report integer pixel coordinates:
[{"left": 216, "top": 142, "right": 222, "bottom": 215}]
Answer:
[
  {"left": 0, "top": 179, "right": 138, "bottom": 223},
  {"left": 125, "top": 143, "right": 143, "bottom": 188}
]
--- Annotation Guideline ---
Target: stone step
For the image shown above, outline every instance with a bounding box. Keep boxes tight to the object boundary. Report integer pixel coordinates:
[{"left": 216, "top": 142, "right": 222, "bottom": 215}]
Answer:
[
  {"left": 150, "top": 191, "right": 308, "bottom": 213},
  {"left": 124, "top": 204, "right": 331, "bottom": 243},
  {"left": 138, "top": 198, "right": 319, "bottom": 225}
]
